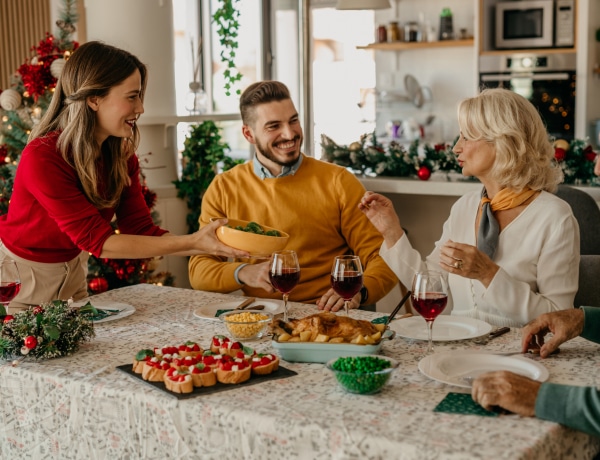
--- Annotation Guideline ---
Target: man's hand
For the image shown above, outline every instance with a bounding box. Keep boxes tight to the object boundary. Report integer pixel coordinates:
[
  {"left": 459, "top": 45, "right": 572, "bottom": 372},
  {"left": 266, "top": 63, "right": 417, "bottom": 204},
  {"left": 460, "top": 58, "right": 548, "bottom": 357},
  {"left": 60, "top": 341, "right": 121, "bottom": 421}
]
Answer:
[
  {"left": 471, "top": 371, "right": 540, "bottom": 417},
  {"left": 521, "top": 309, "right": 584, "bottom": 358},
  {"left": 316, "top": 288, "right": 360, "bottom": 312},
  {"left": 237, "top": 262, "right": 276, "bottom": 293}
]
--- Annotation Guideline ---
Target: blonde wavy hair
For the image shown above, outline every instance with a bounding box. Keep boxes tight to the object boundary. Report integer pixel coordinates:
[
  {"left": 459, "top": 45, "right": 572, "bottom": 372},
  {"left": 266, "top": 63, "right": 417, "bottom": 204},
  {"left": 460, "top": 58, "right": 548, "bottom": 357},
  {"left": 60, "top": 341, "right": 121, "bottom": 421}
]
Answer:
[
  {"left": 457, "top": 87, "right": 562, "bottom": 192},
  {"left": 30, "top": 41, "right": 147, "bottom": 209}
]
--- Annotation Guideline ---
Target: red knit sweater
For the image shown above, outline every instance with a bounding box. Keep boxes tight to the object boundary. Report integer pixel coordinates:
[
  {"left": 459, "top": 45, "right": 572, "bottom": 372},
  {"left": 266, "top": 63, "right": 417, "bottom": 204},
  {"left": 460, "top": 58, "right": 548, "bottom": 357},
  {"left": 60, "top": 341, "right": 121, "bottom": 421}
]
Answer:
[{"left": 0, "top": 132, "right": 167, "bottom": 263}]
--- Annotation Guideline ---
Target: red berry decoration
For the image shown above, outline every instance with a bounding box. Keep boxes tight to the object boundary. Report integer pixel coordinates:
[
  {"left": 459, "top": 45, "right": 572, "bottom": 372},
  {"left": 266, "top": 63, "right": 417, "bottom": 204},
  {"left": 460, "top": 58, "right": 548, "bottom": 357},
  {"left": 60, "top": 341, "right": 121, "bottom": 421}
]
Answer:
[
  {"left": 417, "top": 166, "right": 431, "bottom": 181},
  {"left": 3, "top": 315, "right": 14, "bottom": 323},
  {"left": 32, "top": 306, "right": 44, "bottom": 315},
  {"left": 24, "top": 335, "right": 37, "bottom": 349}
]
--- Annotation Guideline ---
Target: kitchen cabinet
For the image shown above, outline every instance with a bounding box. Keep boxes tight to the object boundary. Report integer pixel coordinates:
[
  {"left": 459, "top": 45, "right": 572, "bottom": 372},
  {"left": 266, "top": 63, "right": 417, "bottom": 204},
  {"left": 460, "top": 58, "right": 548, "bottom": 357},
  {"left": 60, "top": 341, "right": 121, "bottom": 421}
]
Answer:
[{"left": 357, "top": 38, "right": 474, "bottom": 52}]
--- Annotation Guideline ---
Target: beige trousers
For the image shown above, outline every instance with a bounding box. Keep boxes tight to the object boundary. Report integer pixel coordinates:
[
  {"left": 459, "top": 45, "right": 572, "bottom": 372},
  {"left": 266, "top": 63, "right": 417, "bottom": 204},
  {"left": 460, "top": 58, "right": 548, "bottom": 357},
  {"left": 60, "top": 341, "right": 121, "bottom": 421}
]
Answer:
[{"left": 0, "top": 241, "right": 89, "bottom": 314}]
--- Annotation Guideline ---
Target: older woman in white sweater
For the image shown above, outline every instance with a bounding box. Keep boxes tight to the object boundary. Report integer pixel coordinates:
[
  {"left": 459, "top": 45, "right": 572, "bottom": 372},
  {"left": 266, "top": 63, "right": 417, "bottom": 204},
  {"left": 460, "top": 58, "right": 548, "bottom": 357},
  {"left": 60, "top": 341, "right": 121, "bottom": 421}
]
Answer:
[{"left": 360, "top": 88, "right": 579, "bottom": 327}]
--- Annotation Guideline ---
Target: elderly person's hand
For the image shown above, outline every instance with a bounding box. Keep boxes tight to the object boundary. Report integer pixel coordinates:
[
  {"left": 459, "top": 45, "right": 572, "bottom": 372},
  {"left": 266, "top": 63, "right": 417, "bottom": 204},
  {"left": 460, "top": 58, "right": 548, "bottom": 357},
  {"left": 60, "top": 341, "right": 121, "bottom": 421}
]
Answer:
[
  {"left": 471, "top": 371, "right": 540, "bottom": 416},
  {"left": 595, "top": 155, "right": 600, "bottom": 177},
  {"left": 359, "top": 191, "right": 404, "bottom": 247},
  {"left": 521, "top": 309, "right": 584, "bottom": 358},
  {"left": 317, "top": 289, "right": 360, "bottom": 312},
  {"left": 439, "top": 240, "right": 500, "bottom": 287}
]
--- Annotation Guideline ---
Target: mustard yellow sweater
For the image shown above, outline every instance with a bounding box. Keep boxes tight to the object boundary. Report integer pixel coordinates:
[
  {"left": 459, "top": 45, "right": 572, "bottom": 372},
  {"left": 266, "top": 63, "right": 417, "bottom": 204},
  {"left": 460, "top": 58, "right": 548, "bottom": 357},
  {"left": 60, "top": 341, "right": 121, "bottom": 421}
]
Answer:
[{"left": 189, "top": 156, "right": 398, "bottom": 305}]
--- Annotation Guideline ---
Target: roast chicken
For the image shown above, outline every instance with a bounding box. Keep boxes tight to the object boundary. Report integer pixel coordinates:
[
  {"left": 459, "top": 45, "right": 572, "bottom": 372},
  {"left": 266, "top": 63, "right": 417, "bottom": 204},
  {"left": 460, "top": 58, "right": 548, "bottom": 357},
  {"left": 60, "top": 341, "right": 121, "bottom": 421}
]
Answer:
[{"left": 272, "top": 311, "right": 381, "bottom": 343}]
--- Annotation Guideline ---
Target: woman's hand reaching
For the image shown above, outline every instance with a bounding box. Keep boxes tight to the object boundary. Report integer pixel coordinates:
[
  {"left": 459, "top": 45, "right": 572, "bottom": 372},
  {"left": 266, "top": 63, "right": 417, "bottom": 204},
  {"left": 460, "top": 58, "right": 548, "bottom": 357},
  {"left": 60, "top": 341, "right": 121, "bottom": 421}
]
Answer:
[
  {"left": 358, "top": 191, "right": 404, "bottom": 247},
  {"left": 439, "top": 240, "right": 499, "bottom": 288},
  {"left": 189, "top": 219, "right": 250, "bottom": 258}
]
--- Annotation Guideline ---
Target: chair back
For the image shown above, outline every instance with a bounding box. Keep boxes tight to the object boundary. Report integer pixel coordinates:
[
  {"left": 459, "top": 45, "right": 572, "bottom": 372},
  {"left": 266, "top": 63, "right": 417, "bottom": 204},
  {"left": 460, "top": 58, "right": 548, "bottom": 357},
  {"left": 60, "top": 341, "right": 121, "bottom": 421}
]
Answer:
[
  {"left": 575, "top": 255, "right": 600, "bottom": 307},
  {"left": 555, "top": 185, "right": 600, "bottom": 255}
]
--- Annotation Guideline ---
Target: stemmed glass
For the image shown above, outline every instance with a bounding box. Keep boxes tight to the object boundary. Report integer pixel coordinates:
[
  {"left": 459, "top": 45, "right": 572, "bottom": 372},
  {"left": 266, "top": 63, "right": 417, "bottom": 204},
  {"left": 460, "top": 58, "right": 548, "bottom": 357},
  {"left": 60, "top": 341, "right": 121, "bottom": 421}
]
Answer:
[
  {"left": 0, "top": 260, "right": 21, "bottom": 316},
  {"left": 411, "top": 270, "right": 448, "bottom": 356},
  {"left": 330, "top": 255, "right": 363, "bottom": 317},
  {"left": 269, "top": 250, "right": 300, "bottom": 322}
]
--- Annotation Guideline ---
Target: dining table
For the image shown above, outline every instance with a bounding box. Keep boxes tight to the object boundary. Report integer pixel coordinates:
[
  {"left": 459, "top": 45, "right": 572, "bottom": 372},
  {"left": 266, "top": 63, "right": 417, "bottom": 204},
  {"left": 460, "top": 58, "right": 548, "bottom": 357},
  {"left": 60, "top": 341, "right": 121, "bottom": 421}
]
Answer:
[{"left": 0, "top": 283, "right": 599, "bottom": 459}]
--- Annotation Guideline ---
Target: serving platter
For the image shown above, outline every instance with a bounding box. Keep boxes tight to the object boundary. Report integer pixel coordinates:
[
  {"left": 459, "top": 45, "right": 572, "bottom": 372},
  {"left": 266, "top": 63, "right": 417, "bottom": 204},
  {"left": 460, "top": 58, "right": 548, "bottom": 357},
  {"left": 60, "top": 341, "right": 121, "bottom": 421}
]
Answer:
[
  {"left": 418, "top": 351, "right": 549, "bottom": 389},
  {"left": 390, "top": 315, "right": 492, "bottom": 342},
  {"left": 272, "top": 329, "right": 395, "bottom": 363}
]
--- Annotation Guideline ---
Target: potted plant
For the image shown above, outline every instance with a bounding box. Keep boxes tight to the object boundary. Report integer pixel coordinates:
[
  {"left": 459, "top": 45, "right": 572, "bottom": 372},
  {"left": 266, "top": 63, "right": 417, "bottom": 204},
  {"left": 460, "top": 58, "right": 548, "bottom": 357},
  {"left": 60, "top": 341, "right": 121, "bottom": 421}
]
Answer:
[{"left": 173, "top": 121, "right": 243, "bottom": 234}]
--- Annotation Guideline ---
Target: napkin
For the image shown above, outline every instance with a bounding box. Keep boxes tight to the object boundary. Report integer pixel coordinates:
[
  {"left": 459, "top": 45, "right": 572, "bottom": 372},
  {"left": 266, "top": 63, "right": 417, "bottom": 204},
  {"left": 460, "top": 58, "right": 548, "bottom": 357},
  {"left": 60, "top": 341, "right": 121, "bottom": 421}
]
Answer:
[{"left": 434, "top": 392, "right": 501, "bottom": 417}]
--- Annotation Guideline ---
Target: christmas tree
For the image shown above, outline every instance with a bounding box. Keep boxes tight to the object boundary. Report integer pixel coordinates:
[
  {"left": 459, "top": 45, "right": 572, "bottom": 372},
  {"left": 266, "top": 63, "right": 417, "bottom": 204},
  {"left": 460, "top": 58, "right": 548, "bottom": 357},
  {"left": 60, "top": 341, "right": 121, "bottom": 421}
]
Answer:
[{"left": 0, "top": 0, "right": 174, "bottom": 295}]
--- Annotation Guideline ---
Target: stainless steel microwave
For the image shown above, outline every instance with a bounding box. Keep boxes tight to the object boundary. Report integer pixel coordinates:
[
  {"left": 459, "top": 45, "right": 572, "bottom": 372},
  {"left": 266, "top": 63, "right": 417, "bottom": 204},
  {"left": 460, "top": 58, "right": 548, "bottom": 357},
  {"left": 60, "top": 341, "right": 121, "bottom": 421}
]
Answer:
[{"left": 495, "top": 0, "right": 574, "bottom": 49}]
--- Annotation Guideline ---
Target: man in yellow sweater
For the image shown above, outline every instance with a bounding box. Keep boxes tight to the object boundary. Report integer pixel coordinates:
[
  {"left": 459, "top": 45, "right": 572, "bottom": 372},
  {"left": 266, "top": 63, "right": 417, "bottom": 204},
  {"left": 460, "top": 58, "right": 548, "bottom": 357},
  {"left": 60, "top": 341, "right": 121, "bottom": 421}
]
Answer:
[{"left": 189, "top": 81, "right": 397, "bottom": 311}]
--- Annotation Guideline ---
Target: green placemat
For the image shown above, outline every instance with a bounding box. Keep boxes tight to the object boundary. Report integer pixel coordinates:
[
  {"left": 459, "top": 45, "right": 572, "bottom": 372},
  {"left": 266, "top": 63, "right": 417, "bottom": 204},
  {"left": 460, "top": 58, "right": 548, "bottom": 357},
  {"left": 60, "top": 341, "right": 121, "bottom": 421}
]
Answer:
[
  {"left": 215, "top": 309, "right": 233, "bottom": 318},
  {"left": 434, "top": 392, "right": 501, "bottom": 417}
]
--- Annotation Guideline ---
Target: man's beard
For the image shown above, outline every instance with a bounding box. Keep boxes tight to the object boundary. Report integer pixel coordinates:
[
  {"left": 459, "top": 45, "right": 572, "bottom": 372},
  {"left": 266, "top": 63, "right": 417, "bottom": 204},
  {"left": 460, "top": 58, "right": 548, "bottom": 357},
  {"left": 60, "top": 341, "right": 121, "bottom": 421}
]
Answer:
[{"left": 255, "top": 136, "right": 302, "bottom": 167}]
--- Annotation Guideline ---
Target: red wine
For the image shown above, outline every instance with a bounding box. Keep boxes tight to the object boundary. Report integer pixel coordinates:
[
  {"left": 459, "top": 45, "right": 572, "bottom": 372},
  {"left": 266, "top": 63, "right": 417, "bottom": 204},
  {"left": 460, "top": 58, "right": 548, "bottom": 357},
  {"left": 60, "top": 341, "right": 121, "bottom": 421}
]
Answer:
[
  {"left": 270, "top": 269, "right": 300, "bottom": 294},
  {"left": 412, "top": 293, "right": 448, "bottom": 321},
  {"left": 331, "top": 272, "right": 363, "bottom": 300},
  {"left": 0, "top": 282, "right": 21, "bottom": 303}
]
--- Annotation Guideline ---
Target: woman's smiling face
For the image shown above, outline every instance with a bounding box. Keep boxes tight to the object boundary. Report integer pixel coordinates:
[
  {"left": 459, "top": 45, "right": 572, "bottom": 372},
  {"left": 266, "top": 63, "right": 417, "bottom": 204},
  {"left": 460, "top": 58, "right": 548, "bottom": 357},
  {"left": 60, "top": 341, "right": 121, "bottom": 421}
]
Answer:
[{"left": 90, "top": 69, "right": 144, "bottom": 145}]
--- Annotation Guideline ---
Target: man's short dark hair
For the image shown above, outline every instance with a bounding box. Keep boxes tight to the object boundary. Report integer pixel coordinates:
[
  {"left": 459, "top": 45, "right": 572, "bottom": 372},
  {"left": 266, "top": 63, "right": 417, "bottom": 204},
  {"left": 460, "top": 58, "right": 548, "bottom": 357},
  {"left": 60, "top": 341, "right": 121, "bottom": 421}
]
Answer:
[{"left": 239, "top": 80, "right": 291, "bottom": 126}]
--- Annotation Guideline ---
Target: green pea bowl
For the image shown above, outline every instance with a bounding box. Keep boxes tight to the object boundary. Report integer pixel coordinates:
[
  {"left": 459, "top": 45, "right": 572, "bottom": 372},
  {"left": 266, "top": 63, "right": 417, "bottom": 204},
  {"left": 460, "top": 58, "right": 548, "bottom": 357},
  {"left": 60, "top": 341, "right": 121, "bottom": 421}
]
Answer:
[{"left": 326, "top": 355, "right": 399, "bottom": 395}]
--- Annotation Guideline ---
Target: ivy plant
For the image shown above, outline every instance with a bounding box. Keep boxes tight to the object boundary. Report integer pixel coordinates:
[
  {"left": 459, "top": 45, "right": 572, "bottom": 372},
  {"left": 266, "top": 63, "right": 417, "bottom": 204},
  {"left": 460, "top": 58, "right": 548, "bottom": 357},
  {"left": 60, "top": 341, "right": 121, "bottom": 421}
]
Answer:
[
  {"left": 173, "top": 121, "right": 243, "bottom": 234},
  {"left": 212, "top": 0, "right": 243, "bottom": 96}
]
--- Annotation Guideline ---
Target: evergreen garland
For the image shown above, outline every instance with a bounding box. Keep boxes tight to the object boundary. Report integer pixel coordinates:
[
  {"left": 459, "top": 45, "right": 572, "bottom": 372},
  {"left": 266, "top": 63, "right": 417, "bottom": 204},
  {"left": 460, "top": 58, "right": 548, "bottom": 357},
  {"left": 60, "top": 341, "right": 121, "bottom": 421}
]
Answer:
[
  {"left": 322, "top": 132, "right": 598, "bottom": 185},
  {"left": 0, "top": 300, "right": 95, "bottom": 360}
]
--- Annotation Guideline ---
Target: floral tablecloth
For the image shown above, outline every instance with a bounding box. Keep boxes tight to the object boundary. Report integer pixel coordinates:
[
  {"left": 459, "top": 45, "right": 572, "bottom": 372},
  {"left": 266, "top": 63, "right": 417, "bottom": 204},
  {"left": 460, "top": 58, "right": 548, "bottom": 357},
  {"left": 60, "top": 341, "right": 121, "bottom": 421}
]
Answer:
[{"left": 1, "top": 284, "right": 599, "bottom": 459}]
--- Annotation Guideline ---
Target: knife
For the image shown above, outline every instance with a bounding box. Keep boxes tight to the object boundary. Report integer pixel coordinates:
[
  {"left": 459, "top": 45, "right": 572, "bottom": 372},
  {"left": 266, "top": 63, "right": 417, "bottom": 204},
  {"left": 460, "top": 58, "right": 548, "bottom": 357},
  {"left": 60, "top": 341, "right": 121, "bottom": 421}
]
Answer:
[{"left": 488, "top": 326, "right": 510, "bottom": 340}]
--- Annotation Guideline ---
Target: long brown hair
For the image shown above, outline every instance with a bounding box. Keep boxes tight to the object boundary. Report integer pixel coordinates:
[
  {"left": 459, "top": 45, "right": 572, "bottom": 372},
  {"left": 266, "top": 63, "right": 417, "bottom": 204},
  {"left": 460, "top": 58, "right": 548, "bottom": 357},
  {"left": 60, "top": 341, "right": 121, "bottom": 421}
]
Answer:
[{"left": 30, "top": 41, "right": 147, "bottom": 208}]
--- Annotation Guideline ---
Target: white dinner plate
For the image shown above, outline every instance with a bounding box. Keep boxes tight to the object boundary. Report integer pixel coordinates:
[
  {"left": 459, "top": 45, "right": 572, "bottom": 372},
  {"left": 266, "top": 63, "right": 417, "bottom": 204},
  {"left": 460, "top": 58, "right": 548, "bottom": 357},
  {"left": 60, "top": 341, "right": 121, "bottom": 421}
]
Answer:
[
  {"left": 418, "top": 351, "right": 549, "bottom": 388},
  {"left": 193, "top": 299, "right": 283, "bottom": 321},
  {"left": 72, "top": 300, "right": 136, "bottom": 323},
  {"left": 389, "top": 315, "right": 492, "bottom": 342}
]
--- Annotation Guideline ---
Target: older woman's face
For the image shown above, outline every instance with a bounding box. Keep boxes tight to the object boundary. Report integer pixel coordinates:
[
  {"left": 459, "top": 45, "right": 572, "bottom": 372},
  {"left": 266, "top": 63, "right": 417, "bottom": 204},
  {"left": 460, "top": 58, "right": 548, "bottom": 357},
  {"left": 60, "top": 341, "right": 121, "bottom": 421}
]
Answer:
[{"left": 453, "top": 132, "right": 496, "bottom": 180}]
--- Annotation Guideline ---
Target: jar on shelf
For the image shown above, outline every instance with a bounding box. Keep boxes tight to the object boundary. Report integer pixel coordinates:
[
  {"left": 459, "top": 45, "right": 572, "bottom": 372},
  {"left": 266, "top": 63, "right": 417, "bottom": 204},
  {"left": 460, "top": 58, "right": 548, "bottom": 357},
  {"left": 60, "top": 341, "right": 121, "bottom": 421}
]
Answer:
[
  {"left": 439, "top": 8, "right": 454, "bottom": 41},
  {"left": 387, "top": 22, "right": 401, "bottom": 42},
  {"left": 405, "top": 21, "right": 421, "bottom": 42},
  {"left": 376, "top": 25, "right": 387, "bottom": 43}
]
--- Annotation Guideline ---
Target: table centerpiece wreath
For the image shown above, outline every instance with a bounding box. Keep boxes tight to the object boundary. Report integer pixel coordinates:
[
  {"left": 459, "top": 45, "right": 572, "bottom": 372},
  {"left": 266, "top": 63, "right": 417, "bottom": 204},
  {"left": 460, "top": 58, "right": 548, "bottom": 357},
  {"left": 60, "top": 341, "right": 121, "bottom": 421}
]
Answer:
[{"left": 0, "top": 300, "right": 95, "bottom": 360}]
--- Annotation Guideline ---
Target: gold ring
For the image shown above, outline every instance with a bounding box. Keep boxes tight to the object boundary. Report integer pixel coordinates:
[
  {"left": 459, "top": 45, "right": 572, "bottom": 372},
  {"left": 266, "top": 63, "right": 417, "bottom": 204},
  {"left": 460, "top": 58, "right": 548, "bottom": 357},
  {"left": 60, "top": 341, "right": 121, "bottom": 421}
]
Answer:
[{"left": 455, "top": 260, "right": 463, "bottom": 269}]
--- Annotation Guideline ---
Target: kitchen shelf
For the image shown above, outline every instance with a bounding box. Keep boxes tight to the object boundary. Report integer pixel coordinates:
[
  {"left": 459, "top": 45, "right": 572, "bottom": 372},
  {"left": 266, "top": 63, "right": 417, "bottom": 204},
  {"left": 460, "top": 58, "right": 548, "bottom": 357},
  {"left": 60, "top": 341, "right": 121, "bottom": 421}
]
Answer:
[
  {"left": 479, "top": 47, "right": 576, "bottom": 57},
  {"left": 357, "top": 38, "right": 474, "bottom": 51}
]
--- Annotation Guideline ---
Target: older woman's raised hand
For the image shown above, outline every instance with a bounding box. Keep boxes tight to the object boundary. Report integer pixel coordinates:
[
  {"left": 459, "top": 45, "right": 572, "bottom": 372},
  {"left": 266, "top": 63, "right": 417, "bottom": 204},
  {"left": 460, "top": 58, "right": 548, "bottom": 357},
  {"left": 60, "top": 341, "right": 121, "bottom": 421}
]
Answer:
[
  {"left": 439, "top": 240, "right": 499, "bottom": 288},
  {"left": 521, "top": 309, "right": 585, "bottom": 358},
  {"left": 359, "top": 191, "right": 405, "bottom": 247}
]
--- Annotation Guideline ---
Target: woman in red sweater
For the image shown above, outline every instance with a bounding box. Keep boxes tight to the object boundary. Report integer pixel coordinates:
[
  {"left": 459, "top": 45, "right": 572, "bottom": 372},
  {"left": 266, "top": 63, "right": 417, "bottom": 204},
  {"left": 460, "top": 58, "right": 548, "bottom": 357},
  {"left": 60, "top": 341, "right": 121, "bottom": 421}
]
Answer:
[{"left": 0, "top": 41, "right": 247, "bottom": 312}]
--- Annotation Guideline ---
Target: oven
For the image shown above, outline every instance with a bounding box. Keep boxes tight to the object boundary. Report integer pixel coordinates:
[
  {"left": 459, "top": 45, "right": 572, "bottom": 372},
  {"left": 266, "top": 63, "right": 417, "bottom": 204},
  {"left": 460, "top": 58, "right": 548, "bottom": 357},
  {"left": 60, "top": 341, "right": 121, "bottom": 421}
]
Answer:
[{"left": 479, "top": 53, "right": 576, "bottom": 140}]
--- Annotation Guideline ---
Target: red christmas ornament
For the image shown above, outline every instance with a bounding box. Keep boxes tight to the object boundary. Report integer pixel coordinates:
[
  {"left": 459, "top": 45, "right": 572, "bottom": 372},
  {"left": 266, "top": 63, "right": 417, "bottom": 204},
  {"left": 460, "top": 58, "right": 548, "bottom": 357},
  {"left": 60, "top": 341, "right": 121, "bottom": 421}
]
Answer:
[
  {"left": 24, "top": 335, "right": 37, "bottom": 349},
  {"left": 554, "top": 148, "right": 566, "bottom": 162},
  {"left": 3, "top": 315, "right": 14, "bottom": 323},
  {"left": 583, "top": 145, "right": 597, "bottom": 162},
  {"left": 417, "top": 166, "right": 431, "bottom": 181},
  {"left": 88, "top": 277, "right": 109, "bottom": 294}
]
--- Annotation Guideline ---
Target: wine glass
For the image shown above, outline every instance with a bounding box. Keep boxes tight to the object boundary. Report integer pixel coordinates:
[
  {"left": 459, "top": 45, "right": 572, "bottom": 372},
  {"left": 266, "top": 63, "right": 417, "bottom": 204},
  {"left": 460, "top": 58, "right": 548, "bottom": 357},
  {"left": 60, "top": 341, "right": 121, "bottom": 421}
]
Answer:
[
  {"left": 0, "top": 259, "right": 21, "bottom": 316},
  {"left": 411, "top": 270, "right": 448, "bottom": 356},
  {"left": 269, "top": 250, "right": 300, "bottom": 322},
  {"left": 330, "top": 255, "right": 363, "bottom": 317}
]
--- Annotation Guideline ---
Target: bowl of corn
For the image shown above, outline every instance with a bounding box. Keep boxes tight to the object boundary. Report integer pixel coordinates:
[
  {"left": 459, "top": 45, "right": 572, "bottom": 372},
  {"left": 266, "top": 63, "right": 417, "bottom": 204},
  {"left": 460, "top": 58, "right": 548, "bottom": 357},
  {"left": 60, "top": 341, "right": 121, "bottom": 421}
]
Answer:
[{"left": 219, "top": 310, "right": 274, "bottom": 341}]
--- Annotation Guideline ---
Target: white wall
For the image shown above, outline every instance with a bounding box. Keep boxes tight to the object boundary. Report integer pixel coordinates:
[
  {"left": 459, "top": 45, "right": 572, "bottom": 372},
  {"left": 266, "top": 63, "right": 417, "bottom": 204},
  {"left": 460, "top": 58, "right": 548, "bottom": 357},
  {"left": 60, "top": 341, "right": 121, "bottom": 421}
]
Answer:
[{"left": 373, "top": 1, "right": 478, "bottom": 142}]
